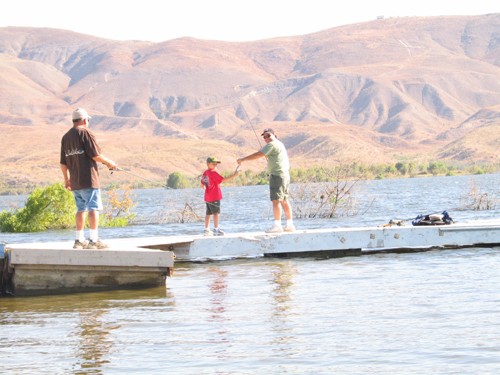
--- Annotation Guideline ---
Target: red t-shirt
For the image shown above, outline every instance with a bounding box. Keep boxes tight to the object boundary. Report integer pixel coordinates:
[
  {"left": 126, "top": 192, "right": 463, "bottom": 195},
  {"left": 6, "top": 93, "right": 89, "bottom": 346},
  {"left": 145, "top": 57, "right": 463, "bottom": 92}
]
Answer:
[{"left": 201, "top": 169, "right": 224, "bottom": 202}]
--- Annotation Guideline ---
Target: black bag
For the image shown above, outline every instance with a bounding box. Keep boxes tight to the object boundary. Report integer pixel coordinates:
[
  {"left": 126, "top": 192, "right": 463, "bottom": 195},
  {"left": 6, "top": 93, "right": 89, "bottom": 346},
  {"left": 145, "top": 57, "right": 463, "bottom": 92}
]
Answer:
[{"left": 412, "top": 211, "right": 454, "bottom": 226}]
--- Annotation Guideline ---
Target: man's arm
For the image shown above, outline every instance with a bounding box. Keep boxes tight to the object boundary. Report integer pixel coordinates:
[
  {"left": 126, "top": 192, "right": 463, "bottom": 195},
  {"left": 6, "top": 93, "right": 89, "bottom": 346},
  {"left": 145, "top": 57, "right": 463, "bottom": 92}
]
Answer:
[
  {"left": 60, "top": 164, "right": 71, "bottom": 190},
  {"left": 237, "top": 151, "right": 265, "bottom": 165},
  {"left": 93, "top": 155, "right": 117, "bottom": 170}
]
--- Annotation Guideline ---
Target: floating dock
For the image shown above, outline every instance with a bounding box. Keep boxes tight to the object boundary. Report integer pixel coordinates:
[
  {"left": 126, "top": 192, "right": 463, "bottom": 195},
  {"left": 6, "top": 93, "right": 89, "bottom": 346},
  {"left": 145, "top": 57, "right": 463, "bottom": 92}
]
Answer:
[
  {"left": 2, "top": 219, "right": 499, "bottom": 296},
  {"left": 134, "top": 219, "right": 500, "bottom": 260},
  {"left": 1, "top": 243, "right": 174, "bottom": 296}
]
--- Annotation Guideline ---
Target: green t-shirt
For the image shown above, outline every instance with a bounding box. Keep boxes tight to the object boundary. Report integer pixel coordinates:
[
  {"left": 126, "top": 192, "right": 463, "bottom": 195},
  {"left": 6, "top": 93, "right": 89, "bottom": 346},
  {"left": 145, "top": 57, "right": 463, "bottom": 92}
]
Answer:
[{"left": 260, "top": 139, "right": 290, "bottom": 176}]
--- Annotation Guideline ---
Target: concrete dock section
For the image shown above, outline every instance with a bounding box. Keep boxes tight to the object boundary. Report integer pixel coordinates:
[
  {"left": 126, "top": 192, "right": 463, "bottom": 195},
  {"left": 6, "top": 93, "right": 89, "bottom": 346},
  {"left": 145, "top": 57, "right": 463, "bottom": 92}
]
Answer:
[
  {"left": 2, "top": 242, "right": 174, "bottom": 296},
  {"left": 138, "top": 219, "right": 500, "bottom": 260}
]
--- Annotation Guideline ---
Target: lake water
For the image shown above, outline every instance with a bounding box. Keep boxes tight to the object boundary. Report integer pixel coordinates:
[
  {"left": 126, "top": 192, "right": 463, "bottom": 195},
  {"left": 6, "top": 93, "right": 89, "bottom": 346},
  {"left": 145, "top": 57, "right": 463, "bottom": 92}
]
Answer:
[{"left": 1, "top": 174, "right": 499, "bottom": 374}]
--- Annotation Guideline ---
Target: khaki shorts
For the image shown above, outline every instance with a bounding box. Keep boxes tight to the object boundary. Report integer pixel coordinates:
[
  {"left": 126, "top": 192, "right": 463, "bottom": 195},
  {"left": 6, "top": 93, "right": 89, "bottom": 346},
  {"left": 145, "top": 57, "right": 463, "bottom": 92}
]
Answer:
[{"left": 269, "top": 174, "right": 289, "bottom": 201}]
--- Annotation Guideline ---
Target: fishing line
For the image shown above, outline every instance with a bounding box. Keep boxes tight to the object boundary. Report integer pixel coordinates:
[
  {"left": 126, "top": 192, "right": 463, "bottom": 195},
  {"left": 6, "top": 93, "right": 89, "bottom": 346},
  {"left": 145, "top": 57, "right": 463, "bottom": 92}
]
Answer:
[
  {"left": 196, "top": 91, "right": 263, "bottom": 149},
  {"left": 239, "top": 105, "right": 262, "bottom": 148},
  {"left": 110, "top": 167, "right": 171, "bottom": 189}
]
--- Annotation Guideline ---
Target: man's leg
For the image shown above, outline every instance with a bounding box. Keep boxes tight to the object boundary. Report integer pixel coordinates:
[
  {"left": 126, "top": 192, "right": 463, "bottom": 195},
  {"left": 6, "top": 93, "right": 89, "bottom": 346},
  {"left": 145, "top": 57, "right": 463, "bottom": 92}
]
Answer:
[
  {"left": 281, "top": 200, "right": 295, "bottom": 231},
  {"left": 75, "top": 211, "right": 87, "bottom": 244},
  {"left": 75, "top": 211, "right": 86, "bottom": 231},
  {"left": 88, "top": 210, "right": 99, "bottom": 230},
  {"left": 88, "top": 210, "right": 100, "bottom": 243},
  {"left": 281, "top": 200, "right": 292, "bottom": 220},
  {"left": 272, "top": 200, "right": 282, "bottom": 220}
]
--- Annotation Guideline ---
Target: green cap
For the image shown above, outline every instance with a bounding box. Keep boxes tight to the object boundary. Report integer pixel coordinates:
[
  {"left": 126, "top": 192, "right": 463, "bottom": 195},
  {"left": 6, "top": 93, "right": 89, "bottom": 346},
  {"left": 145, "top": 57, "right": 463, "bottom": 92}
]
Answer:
[{"left": 206, "top": 157, "right": 221, "bottom": 163}]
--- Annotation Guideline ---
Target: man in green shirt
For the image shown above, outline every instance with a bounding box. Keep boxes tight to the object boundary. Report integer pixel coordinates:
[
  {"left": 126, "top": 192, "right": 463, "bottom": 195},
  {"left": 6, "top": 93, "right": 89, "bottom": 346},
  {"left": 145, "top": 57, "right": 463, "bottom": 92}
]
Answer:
[{"left": 237, "top": 128, "right": 295, "bottom": 233}]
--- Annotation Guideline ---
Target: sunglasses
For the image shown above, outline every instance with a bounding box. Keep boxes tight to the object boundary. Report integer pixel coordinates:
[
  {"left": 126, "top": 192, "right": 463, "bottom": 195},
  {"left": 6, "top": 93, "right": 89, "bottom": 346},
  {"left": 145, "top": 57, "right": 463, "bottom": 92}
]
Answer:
[{"left": 263, "top": 134, "right": 271, "bottom": 139}]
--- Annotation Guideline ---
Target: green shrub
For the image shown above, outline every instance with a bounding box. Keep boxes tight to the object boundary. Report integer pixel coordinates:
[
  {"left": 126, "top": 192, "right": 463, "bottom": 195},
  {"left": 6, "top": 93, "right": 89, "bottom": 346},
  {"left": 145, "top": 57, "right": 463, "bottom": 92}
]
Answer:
[
  {"left": 0, "top": 183, "right": 74, "bottom": 232},
  {"left": 166, "top": 171, "right": 191, "bottom": 189},
  {"left": 0, "top": 183, "right": 137, "bottom": 232}
]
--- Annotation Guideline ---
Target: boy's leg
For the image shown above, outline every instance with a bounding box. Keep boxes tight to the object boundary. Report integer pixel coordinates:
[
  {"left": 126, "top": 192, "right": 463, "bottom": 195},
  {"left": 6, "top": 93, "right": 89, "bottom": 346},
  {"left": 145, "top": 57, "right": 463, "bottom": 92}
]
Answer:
[
  {"left": 205, "top": 202, "right": 212, "bottom": 229},
  {"left": 204, "top": 214, "right": 213, "bottom": 236},
  {"left": 213, "top": 213, "right": 220, "bottom": 228}
]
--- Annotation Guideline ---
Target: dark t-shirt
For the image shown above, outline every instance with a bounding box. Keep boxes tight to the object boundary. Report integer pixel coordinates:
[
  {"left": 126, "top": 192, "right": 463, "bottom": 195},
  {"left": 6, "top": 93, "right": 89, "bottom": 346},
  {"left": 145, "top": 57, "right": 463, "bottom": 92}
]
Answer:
[{"left": 60, "top": 126, "right": 101, "bottom": 190}]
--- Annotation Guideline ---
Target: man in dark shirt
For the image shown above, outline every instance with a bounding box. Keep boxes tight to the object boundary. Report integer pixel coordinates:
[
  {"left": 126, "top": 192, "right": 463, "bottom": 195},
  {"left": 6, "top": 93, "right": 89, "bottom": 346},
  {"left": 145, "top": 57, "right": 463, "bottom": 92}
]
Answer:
[{"left": 60, "top": 108, "right": 117, "bottom": 249}]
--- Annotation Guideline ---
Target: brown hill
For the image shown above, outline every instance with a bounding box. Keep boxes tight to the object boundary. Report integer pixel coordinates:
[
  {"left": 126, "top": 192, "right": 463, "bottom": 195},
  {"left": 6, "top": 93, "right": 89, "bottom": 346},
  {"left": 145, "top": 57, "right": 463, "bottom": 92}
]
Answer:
[{"left": 0, "top": 14, "right": 499, "bottom": 188}]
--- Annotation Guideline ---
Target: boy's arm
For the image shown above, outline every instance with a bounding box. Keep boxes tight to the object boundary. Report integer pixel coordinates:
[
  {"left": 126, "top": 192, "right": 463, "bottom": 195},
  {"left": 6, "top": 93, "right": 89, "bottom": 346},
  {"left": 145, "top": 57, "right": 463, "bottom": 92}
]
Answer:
[{"left": 221, "top": 168, "right": 240, "bottom": 183}]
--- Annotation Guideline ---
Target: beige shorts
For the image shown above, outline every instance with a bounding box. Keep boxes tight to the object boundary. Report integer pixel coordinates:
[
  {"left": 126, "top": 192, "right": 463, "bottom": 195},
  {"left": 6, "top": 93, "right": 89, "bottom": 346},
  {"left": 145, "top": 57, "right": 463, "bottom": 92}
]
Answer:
[{"left": 269, "top": 174, "right": 289, "bottom": 201}]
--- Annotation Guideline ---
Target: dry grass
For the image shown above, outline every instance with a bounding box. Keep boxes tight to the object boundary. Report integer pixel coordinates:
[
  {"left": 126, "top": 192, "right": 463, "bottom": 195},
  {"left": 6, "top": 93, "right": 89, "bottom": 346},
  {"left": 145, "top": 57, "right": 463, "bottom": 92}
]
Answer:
[{"left": 460, "top": 179, "right": 498, "bottom": 211}]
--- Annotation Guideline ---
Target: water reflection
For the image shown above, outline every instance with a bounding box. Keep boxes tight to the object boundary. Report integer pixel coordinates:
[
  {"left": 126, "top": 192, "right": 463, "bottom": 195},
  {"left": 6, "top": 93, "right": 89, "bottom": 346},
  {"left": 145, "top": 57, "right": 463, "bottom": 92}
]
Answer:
[
  {"left": 270, "top": 261, "right": 296, "bottom": 317},
  {"left": 268, "top": 261, "right": 298, "bottom": 356},
  {"left": 0, "top": 287, "right": 171, "bottom": 373},
  {"left": 206, "top": 267, "right": 229, "bottom": 359},
  {"left": 72, "top": 309, "right": 115, "bottom": 374},
  {"left": 0, "top": 287, "right": 169, "bottom": 313},
  {"left": 207, "top": 267, "right": 228, "bottom": 320}
]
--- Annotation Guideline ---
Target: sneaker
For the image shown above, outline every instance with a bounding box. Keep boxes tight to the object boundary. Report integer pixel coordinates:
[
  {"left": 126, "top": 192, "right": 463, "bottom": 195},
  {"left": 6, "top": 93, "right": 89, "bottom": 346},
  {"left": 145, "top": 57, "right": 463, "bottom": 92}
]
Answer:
[
  {"left": 284, "top": 224, "right": 296, "bottom": 232},
  {"left": 73, "top": 239, "right": 88, "bottom": 249},
  {"left": 213, "top": 228, "right": 225, "bottom": 236},
  {"left": 266, "top": 225, "right": 283, "bottom": 233},
  {"left": 204, "top": 228, "right": 213, "bottom": 236},
  {"left": 86, "top": 239, "right": 108, "bottom": 249}
]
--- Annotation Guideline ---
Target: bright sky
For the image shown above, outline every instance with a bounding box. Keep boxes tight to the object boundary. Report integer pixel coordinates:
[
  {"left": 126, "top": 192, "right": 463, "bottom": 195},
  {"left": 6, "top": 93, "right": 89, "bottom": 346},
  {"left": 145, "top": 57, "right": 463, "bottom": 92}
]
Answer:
[{"left": 1, "top": 0, "right": 498, "bottom": 42}]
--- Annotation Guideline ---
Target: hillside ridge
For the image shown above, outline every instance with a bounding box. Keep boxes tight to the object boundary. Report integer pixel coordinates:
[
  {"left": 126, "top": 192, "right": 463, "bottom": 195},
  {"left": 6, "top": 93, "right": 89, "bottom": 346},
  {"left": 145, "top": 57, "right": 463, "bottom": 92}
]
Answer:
[{"left": 0, "top": 14, "right": 499, "bottom": 187}]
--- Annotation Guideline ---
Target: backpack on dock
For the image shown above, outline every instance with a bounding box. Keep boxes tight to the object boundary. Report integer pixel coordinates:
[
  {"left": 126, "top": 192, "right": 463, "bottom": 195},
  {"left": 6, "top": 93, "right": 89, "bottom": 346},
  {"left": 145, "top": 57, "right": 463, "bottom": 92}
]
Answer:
[{"left": 412, "top": 211, "right": 454, "bottom": 226}]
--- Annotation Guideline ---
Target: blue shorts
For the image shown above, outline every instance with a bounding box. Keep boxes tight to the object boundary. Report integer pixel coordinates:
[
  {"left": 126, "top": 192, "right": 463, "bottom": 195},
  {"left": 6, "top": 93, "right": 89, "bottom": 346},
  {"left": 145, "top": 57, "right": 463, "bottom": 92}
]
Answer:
[{"left": 73, "top": 188, "right": 103, "bottom": 212}]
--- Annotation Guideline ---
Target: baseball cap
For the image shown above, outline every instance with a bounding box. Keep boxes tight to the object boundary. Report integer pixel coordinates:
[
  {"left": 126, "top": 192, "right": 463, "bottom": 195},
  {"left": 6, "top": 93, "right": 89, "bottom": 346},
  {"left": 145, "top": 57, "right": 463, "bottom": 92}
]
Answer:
[
  {"left": 261, "top": 128, "right": 274, "bottom": 136},
  {"left": 206, "top": 156, "right": 221, "bottom": 163},
  {"left": 72, "top": 108, "right": 91, "bottom": 121}
]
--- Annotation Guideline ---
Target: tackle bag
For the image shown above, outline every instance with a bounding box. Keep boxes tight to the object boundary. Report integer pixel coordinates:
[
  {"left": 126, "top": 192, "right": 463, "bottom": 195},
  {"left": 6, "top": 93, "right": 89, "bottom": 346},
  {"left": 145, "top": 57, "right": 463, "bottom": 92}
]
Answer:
[{"left": 412, "top": 211, "right": 454, "bottom": 226}]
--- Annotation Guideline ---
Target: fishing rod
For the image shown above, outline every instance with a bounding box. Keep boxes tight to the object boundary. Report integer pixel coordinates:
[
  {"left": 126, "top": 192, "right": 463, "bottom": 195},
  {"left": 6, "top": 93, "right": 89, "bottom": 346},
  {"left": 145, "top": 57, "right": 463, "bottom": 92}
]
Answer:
[
  {"left": 239, "top": 104, "right": 262, "bottom": 148},
  {"left": 197, "top": 91, "right": 263, "bottom": 148},
  {"left": 110, "top": 167, "right": 171, "bottom": 189}
]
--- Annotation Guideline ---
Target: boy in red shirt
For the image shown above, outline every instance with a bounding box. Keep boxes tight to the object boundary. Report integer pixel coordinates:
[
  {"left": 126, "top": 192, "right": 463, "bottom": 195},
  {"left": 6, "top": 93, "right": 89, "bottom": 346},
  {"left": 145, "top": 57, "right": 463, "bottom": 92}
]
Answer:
[{"left": 201, "top": 157, "right": 239, "bottom": 236}]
